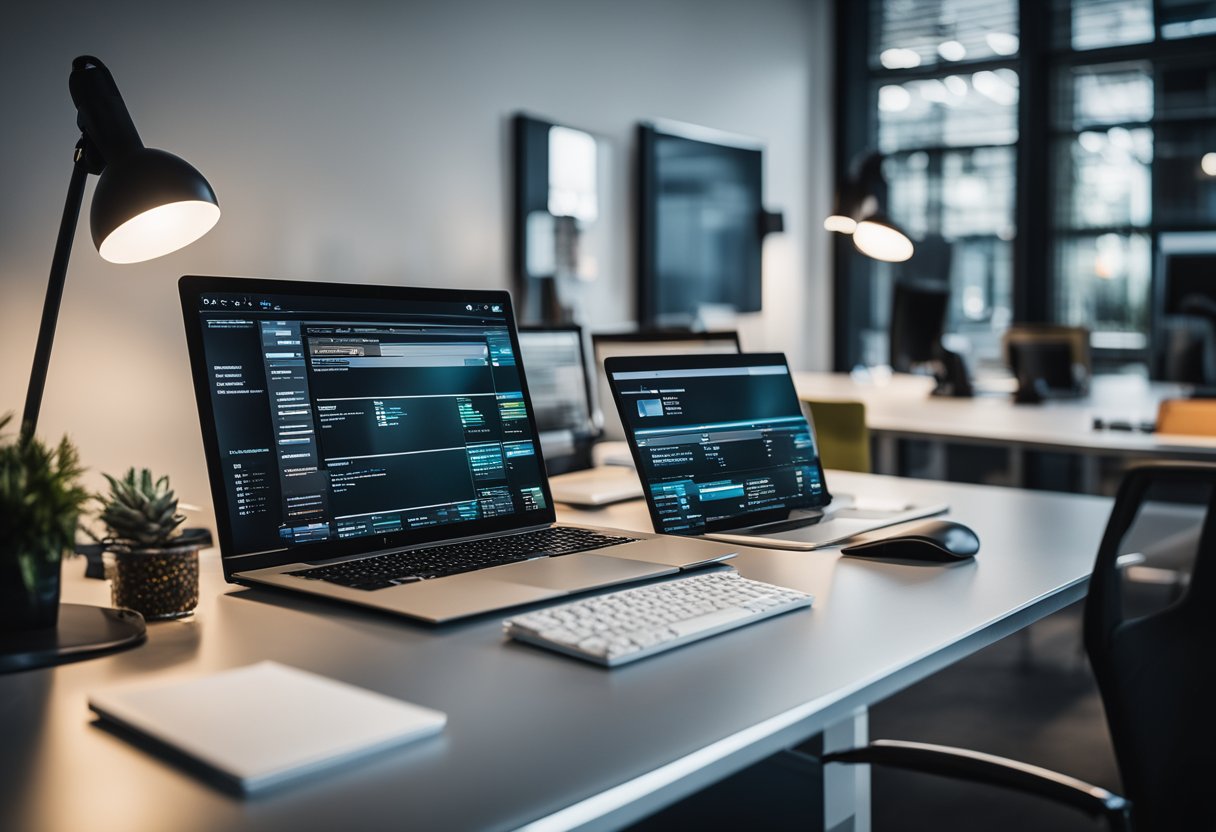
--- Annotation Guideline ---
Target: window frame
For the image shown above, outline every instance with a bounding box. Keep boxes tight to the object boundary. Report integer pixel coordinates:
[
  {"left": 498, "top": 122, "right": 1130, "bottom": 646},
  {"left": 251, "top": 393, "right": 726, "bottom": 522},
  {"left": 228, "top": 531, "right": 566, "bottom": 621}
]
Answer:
[{"left": 833, "top": 0, "right": 1216, "bottom": 371}]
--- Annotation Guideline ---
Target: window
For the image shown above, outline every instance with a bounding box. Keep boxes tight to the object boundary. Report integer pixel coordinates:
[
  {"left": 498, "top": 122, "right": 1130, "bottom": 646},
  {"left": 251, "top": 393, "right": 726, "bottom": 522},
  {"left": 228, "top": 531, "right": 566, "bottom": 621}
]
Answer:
[
  {"left": 841, "top": 0, "right": 1019, "bottom": 369},
  {"left": 837, "top": 0, "right": 1216, "bottom": 371}
]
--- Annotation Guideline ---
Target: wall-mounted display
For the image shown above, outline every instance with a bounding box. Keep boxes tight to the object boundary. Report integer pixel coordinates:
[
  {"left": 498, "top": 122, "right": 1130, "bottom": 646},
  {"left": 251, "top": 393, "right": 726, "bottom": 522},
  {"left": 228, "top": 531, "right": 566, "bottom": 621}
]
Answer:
[{"left": 637, "top": 120, "right": 782, "bottom": 327}]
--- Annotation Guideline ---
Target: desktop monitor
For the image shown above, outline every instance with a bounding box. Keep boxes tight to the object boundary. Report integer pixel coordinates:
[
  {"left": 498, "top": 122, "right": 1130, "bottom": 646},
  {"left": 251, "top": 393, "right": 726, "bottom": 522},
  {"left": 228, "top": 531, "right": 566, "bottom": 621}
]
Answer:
[
  {"left": 591, "top": 331, "right": 742, "bottom": 442},
  {"left": 1003, "top": 325, "right": 1091, "bottom": 397},
  {"left": 1009, "top": 340, "right": 1076, "bottom": 392},
  {"left": 889, "top": 281, "right": 949, "bottom": 372},
  {"left": 517, "top": 326, "right": 597, "bottom": 471}
]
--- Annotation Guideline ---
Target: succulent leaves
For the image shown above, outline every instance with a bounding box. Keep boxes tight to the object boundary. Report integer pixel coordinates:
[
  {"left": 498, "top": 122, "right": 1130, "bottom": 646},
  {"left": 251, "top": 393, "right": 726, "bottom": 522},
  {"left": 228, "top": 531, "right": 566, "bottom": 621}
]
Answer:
[{"left": 98, "top": 467, "right": 186, "bottom": 548}]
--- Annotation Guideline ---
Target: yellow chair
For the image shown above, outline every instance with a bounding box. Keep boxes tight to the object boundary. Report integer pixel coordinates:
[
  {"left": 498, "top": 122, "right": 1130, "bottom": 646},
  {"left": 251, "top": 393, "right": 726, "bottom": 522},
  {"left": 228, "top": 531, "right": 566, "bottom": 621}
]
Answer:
[
  {"left": 802, "top": 399, "right": 871, "bottom": 473},
  {"left": 1156, "top": 398, "right": 1216, "bottom": 436}
]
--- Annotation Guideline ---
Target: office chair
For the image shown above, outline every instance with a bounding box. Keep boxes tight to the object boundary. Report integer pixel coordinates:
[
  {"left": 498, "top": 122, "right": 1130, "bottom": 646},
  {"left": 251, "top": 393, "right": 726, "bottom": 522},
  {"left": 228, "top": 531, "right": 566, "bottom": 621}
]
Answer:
[
  {"left": 591, "top": 330, "right": 741, "bottom": 443},
  {"left": 823, "top": 462, "right": 1216, "bottom": 831},
  {"left": 801, "top": 400, "right": 870, "bottom": 473}
]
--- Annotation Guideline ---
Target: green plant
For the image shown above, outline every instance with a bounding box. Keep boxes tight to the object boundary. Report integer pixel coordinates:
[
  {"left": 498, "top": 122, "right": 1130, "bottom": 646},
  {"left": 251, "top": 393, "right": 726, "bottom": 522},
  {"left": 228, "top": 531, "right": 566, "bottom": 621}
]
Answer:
[
  {"left": 97, "top": 467, "right": 186, "bottom": 549},
  {"left": 0, "top": 413, "right": 89, "bottom": 590}
]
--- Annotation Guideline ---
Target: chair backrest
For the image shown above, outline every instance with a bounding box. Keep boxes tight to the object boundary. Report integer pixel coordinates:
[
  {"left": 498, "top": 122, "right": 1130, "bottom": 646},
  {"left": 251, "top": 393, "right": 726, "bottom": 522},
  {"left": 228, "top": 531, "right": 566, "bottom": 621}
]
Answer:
[
  {"left": 1083, "top": 463, "right": 1216, "bottom": 831},
  {"left": 591, "top": 330, "right": 741, "bottom": 441},
  {"left": 802, "top": 399, "right": 871, "bottom": 473},
  {"left": 1155, "top": 398, "right": 1216, "bottom": 437}
]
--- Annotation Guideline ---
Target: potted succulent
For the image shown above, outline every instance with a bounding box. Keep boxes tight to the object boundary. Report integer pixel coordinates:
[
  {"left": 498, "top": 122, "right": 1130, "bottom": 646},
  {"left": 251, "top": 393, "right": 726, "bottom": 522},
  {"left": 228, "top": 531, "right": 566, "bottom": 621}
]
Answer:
[
  {"left": 95, "top": 468, "right": 203, "bottom": 620},
  {"left": 0, "top": 414, "right": 89, "bottom": 631}
]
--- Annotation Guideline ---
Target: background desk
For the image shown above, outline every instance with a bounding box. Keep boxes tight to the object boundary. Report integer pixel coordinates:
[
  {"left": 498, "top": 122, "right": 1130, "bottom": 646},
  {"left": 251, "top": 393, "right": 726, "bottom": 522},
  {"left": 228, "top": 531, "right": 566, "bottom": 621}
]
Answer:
[
  {"left": 794, "top": 372, "right": 1216, "bottom": 491},
  {"left": 1, "top": 472, "right": 1109, "bottom": 832}
]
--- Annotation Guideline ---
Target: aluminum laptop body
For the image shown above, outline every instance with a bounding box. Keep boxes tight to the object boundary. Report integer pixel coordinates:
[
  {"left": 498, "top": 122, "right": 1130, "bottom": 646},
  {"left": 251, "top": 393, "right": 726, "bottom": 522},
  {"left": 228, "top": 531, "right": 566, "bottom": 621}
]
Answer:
[
  {"left": 604, "top": 353, "right": 946, "bottom": 551},
  {"left": 179, "top": 276, "right": 734, "bottom": 623}
]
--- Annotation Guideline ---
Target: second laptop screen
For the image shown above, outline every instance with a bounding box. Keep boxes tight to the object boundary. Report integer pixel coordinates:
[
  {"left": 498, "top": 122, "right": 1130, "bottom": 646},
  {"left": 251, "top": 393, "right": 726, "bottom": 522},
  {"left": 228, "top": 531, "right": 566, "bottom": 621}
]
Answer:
[{"left": 611, "top": 362, "right": 828, "bottom": 535}]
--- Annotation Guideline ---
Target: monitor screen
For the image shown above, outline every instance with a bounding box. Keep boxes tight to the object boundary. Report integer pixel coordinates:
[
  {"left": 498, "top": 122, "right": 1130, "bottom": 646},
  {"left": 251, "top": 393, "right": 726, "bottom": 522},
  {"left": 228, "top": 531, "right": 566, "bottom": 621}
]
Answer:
[
  {"left": 607, "top": 355, "right": 828, "bottom": 536},
  {"left": 638, "top": 122, "right": 764, "bottom": 325},
  {"left": 889, "top": 281, "right": 949, "bottom": 371},
  {"left": 516, "top": 328, "right": 594, "bottom": 436},
  {"left": 184, "top": 282, "right": 550, "bottom": 564},
  {"left": 592, "top": 333, "right": 740, "bottom": 441}
]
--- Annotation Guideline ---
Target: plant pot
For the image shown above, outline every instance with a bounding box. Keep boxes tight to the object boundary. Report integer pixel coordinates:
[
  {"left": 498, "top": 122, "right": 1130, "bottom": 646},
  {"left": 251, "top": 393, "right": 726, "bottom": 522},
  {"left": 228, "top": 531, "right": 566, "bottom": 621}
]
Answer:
[
  {"left": 108, "top": 544, "right": 200, "bottom": 620},
  {"left": 0, "top": 548, "right": 62, "bottom": 631}
]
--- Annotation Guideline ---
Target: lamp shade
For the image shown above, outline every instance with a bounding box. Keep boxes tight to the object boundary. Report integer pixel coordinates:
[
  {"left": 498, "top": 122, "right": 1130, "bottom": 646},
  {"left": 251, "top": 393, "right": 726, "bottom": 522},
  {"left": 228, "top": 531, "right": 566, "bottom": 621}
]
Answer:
[
  {"left": 853, "top": 213, "right": 914, "bottom": 263},
  {"left": 90, "top": 147, "right": 220, "bottom": 264},
  {"left": 823, "top": 214, "right": 858, "bottom": 234}
]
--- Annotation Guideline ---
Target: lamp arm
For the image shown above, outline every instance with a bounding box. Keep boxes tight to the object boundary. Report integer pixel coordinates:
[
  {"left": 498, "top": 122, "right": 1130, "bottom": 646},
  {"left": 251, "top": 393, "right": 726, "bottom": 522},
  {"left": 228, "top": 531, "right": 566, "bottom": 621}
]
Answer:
[{"left": 20, "top": 142, "right": 91, "bottom": 441}]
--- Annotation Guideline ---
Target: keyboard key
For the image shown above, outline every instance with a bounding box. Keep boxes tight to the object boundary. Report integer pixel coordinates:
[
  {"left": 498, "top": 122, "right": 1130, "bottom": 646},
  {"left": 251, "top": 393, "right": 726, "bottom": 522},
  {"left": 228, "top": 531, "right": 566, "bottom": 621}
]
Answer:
[{"left": 288, "top": 527, "right": 638, "bottom": 591}]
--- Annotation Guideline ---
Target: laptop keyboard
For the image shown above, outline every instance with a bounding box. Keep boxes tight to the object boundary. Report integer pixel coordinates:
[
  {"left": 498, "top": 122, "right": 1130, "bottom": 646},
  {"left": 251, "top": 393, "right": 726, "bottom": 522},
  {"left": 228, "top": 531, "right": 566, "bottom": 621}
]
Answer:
[{"left": 287, "top": 527, "right": 639, "bottom": 591}]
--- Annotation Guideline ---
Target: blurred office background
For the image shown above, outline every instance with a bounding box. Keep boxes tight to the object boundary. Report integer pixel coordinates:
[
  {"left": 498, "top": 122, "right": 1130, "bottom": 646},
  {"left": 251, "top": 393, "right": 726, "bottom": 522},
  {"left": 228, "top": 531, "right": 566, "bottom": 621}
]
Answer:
[{"left": 836, "top": 0, "right": 1216, "bottom": 375}]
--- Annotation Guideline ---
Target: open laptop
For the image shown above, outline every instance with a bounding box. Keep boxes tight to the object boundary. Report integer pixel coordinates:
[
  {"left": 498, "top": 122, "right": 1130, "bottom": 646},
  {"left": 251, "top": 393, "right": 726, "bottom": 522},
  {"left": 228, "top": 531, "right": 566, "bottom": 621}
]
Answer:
[
  {"left": 515, "top": 325, "right": 598, "bottom": 469},
  {"left": 604, "top": 352, "right": 947, "bottom": 550},
  {"left": 179, "top": 276, "right": 735, "bottom": 623}
]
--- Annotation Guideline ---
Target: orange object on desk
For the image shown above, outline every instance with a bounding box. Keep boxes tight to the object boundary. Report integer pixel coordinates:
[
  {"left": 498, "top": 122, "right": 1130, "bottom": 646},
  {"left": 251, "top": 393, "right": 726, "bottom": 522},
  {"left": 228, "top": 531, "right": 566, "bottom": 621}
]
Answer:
[{"left": 1155, "top": 398, "right": 1216, "bottom": 436}]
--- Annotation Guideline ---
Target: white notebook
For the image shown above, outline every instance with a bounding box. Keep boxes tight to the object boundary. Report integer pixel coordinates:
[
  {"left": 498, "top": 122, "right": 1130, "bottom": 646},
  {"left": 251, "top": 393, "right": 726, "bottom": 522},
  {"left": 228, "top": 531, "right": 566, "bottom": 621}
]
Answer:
[{"left": 89, "top": 661, "right": 446, "bottom": 794}]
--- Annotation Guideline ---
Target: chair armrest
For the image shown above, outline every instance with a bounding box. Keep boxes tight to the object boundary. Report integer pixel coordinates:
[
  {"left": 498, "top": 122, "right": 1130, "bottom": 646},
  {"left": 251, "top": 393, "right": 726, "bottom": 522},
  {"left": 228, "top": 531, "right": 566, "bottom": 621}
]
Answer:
[{"left": 823, "top": 739, "right": 1131, "bottom": 830}]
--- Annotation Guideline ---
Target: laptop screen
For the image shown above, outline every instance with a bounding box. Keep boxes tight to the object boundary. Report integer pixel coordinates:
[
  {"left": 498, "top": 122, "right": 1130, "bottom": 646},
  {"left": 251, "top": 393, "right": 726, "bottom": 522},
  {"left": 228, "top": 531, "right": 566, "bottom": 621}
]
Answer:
[
  {"left": 606, "top": 353, "right": 829, "bottom": 536},
  {"left": 181, "top": 277, "right": 552, "bottom": 569},
  {"left": 517, "top": 328, "right": 594, "bottom": 437}
]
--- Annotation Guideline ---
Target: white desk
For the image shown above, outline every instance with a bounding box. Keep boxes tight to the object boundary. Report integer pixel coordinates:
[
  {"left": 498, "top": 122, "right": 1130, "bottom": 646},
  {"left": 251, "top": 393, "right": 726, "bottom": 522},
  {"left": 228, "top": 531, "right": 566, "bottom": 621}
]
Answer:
[
  {"left": 794, "top": 371, "right": 1216, "bottom": 490},
  {"left": 0, "top": 472, "right": 1109, "bottom": 832}
]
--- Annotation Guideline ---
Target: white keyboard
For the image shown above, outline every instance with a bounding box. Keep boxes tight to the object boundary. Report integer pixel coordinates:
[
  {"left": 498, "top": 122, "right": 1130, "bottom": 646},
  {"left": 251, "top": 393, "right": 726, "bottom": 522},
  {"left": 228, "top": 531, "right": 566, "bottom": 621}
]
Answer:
[{"left": 503, "top": 571, "right": 813, "bottom": 666}]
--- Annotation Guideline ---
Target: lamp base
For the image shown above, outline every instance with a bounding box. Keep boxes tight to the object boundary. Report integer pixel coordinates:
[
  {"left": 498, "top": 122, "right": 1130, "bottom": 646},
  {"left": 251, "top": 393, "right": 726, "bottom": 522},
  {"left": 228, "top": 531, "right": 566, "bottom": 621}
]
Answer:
[{"left": 0, "top": 604, "right": 145, "bottom": 674}]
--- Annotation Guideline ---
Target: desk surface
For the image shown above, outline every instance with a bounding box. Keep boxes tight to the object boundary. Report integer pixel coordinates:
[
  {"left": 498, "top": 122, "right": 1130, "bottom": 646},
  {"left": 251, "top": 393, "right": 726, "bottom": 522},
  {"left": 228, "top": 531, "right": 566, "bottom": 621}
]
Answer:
[
  {"left": 794, "top": 371, "right": 1216, "bottom": 457},
  {"left": 1, "top": 472, "right": 1109, "bottom": 832}
]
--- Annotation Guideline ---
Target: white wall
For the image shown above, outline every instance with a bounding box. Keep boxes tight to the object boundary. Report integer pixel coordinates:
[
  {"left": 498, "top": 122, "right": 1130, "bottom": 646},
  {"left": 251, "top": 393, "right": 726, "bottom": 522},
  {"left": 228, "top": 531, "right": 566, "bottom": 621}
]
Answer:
[{"left": 0, "top": 0, "right": 833, "bottom": 521}]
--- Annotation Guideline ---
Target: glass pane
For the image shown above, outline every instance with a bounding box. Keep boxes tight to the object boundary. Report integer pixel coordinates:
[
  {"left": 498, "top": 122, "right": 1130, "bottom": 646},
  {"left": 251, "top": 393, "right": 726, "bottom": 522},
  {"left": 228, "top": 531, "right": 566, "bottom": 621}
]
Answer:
[
  {"left": 885, "top": 147, "right": 1016, "bottom": 238},
  {"left": 1052, "top": 0, "right": 1154, "bottom": 50},
  {"left": 1160, "top": 0, "right": 1216, "bottom": 38},
  {"left": 1053, "top": 62, "right": 1153, "bottom": 130},
  {"left": 1158, "top": 60, "right": 1216, "bottom": 120},
  {"left": 870, "top": 0, "right": 1019, "bottom": 71},
  {"left": 1155, "top": 124, "right": 1216, "bottom": 225},
  {"left": 1054, "top": 233, "right": 1152, "bottom": 343},
  {"left": 877, "top": 69, "right": 1019, "bottom": 152},
  {"left": 1053, "top": 128, "right": 1153, "bottom": 229},
  {"left": 854, "top": 145, "right": 1016, "bottom": 367}
]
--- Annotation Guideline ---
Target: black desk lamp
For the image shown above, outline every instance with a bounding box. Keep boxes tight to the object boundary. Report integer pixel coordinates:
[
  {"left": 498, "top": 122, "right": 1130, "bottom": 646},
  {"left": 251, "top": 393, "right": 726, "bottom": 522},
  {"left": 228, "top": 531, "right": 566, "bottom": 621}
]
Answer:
[
  {"left": 20, "top": 55, "right": 220, "bottom": 441},
  {"left": 2, "top": 56, "right": 219, "bottom": 672},
  {"left": 824, "top": 152, "right": 914, "bottom": 263}
]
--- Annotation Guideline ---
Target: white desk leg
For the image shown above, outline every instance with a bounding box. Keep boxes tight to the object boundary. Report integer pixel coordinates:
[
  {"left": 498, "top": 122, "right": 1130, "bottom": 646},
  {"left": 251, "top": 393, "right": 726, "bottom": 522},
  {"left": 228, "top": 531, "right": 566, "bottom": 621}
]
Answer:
[
  {"left": 875, "top": 435, "right": 898, "bottom": 475},
  {"left": 1008, "top": 446, "right": 1026, "bottom": 488},
  {"left": 1080, "top": 455, "right": 1101, "bottom": 494},
  {"left": 824, "top": 707, "right": 870, "bottom": 832},
  {"left": 926, "top": 440, "right": 947, "bottom": 481}
]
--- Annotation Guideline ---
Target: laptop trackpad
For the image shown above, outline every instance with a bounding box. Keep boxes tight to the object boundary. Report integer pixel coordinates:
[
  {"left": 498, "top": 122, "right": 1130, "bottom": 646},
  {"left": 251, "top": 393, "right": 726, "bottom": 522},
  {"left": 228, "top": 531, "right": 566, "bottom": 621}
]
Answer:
[{"left": 492, "top": 553, "right": 676, "bottom": 591}]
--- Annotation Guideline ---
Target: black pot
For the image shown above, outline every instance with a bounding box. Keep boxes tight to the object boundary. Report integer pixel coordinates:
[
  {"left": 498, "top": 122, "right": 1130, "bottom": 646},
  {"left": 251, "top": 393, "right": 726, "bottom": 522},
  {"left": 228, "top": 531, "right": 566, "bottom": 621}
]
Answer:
[
  {"left": 0, "top": 550, "right": 62, "bottom": 632},
  {"left": 109, "top": 544, "right": 200, "bottom": 620}
]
